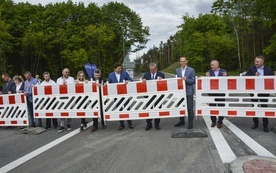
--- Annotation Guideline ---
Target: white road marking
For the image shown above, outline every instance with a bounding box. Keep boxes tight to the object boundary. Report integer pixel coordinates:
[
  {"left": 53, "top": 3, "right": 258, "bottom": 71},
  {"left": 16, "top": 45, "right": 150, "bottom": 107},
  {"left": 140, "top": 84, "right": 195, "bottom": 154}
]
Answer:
[
  {"left": 203, "top": 116, "right": 237, "bottom": 163},
  {"left": 223, "top": 119, "right": 276, "bottom": 158},
  {"left": 0, "top": 122, "right": 93, "bottom": 173}
]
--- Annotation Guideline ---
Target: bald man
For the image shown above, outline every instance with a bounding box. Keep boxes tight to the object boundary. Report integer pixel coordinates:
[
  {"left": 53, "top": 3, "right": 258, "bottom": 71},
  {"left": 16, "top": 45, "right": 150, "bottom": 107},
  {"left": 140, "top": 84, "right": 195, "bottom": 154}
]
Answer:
[{"left": 206, "top": 60, "right": 227, "bottom": 128}]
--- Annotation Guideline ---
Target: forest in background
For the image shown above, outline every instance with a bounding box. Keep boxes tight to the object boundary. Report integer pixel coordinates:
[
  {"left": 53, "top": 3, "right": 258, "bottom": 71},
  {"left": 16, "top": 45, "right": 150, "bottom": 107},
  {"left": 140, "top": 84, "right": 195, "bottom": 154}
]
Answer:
[
  {"left": 0, "top": 0, "right": 275, "bottom": 80},
  {"left": 0, "top": 0, "right": 149, "bottom": 79},
  {"left": 136, "top": 0, "right": 276, "bottom": 74}
]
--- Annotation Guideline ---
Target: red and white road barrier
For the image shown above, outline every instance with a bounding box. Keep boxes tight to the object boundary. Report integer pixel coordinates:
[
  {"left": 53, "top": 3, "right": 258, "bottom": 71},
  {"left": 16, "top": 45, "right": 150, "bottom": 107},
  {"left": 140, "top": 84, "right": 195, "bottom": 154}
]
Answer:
[
  {"left": 101, "top": 78, "right": 187, "bottom": 121},
  {"left": 196, "top": 76, "right": 276, "bottom": 118},
  {"left": 0, "top": 94, "right": 29, "bottom": 126},
  {"left": 33, "top": 82, "right": 100, "bottom": 118}
]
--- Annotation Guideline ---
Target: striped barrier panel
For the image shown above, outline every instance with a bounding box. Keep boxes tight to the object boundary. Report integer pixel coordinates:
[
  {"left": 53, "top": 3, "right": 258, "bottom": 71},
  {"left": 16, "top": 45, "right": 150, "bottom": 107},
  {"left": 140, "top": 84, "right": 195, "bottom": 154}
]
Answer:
[
  {"left": 101, "top": 78, "right": 187, "bottom": 121},
  {"left": 0, "top": 94, "right": 29, "bottom": 126},
  {"left": 196, "top": 76, "right": 276, "bottom": 118},
  {"left": 33, "top": 82, "right": 100, "bottom": 118}
]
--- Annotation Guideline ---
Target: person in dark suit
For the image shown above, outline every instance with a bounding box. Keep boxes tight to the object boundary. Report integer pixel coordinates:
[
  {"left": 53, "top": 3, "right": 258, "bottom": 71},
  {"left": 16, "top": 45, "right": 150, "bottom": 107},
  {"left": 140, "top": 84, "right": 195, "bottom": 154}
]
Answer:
[
  {"left": 108, "top": 62, "right": 134, "bottom": 130},
  {"left": 90, "top": 69, "right": 107, "bottom": 132},
  {"left": 246, "top": 55, "right": 274, "bottom": 132},
  {"left": 2, "top": 73, "right": 16, "bottom": 94},
  {"left": 174, "top": 57, "right": 196, "bottom": 129},
  {"left": 13, "top": 75, "right": 24, "bottom": 93},
  {"left": 206, "top": 60, "right": 227, "bottom": 128},
  {"left": 142, "top": 62, "right": 165, "bottom": 130}
]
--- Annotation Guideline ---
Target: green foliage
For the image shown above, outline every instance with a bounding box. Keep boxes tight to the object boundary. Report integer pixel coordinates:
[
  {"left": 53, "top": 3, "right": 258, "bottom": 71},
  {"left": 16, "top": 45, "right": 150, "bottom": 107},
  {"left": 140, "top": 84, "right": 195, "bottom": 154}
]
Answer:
[{"left": 0, "top": 0, "right": 149, "bottom": 79}]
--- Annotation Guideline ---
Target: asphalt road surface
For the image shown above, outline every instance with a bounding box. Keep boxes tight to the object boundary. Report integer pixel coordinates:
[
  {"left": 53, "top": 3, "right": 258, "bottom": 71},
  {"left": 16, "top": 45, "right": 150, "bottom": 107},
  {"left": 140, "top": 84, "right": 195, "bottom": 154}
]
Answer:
[{"left": 0, "top": 73, "right": 275, "bottom": 173}]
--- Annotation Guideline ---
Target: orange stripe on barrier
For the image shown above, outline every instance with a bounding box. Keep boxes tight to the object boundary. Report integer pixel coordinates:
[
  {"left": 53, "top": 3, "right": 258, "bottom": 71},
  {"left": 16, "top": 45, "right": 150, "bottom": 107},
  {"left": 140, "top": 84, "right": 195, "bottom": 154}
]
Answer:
[
  {"left": 119, "top": 114, "right": 129, "bottom": 118},
  {"left": 117, "top": 84, "right": 127, "bottom": 95},
  {"left": 159, "top": 111, "right": 170, "bottom": 116},
  {"left": 61, "top": 112, "right": 69, "bottom": 116},
  {"left": 103, "top": 85, "right": 108, "bottom": 96},
  {"left": 21, "top": 94, "right": 25, "bottom": 103},
  {"left": 139, "top": 113, "right": 149, "bottom": 117},
  {"left": 264, "top": 79, "right": 274, "bottom": 90},
  {"left": 157, "top": 80, "right": 168, "bottom": 91},
  {"left": 246, "top": 79, "right": 255, "bottom": 90},
  {"left": 0, "top": 121, "right": 5, "bottom": 124},
  {"left": 177, "top": 78, "right": 184, "bottom": 90},
  {"left": 59, "top": 85, "right": 68, "bottom": 94},
  {"left": 23, "top": 120, "right": 27, "bottom": 124},
  {"left": 0, "top": 96, "right": 3, "bottom": 105},
  {"left": 46, "top": 113, "right": 53, "bottom": 117},
  {"left": 210, "top": 79, "right": 219, "bottom": 90},
  {"left": 92, "top": 83, "right": 97, "bottom": 92},
  {"left": 197, "top": 79, "right": 202, "bottom": 90},
  {"left": 77, "top": 112, "right": 85, "bottom": 116},
  {"left": 210, "top": 110, "right": 219, "bottom": 115},
  {"left": 9, "top": 95, "right": 15, "bottom": 104},
  {"left": 34, "top": 86, "right": 37, "bottom": 95},
  {"left": 228, "top": 79, "right": 237, "bottom": 90},
  {"left": 197, "top": 110, "right": 202, "bottom": 115},
  {"left": 246, "top": 111, "right": 255, "bottom": 116},
  {"left": 75, "top": 83, "right": 84, "bottom": 93},
  {"left": 44, "top": 85, "right": 52, "bottom": 95},
  {"left": 180, "top": 110, "right": 185, "bottom": 115},
  {"left": 11, "top": 121, "right": 17, "bottom": 124},
  {"left": 35, "top": 113, "right": 39, "bottom": 117},
  {"left": 136, "top": 82, "right": 147, "bottom": 93},
  {"left": 265, "top": 112, "right": 275, "bottom": 117},
  {"left": 94, "top": 112, "right": 98, "bottom": 116},
  {"left": 228, "top": 111, "right": 237, "bottom": 116},
  {"left": 105, "top": 115, "right": 110, "bottom": 119}
]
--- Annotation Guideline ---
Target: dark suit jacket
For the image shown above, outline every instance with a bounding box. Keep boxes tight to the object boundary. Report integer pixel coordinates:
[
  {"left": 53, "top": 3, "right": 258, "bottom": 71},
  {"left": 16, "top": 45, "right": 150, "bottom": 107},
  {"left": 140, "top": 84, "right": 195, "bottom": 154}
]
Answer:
[
  {"left": 207, "top": 68, "right": 228, "bottom": 77},
  {"left": 142, "top": 71, "right": 165, "bottom": 80},
  {"left": 176, "top": 66, "right": 196, "bottom": 96},
  {"left": 3, "top": 79, "right": 16, "bottom": 94},
  {"left": 108, "top": 71, "right": 133, "bottom": 83},
  {"left": 246, "top": 65, "right": 274, "bottom": 76}
]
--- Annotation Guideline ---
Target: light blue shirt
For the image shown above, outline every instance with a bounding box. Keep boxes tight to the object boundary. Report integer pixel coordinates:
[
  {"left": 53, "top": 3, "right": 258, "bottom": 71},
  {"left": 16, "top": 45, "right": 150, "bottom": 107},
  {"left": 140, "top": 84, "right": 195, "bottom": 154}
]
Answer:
[{"left": 257, "top": 66, "right": 264, "bottom": 76}]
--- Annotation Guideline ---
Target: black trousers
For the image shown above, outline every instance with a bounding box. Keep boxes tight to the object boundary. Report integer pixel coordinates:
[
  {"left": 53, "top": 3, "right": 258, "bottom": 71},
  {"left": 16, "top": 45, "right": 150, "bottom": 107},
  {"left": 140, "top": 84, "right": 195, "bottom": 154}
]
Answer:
[
  {"left": 251, "top": 94, "right": 269, "bottom": 126},
  {"left": 46, "top": 118, "right": 58, "bottom": 128},
  {"left": 178, "top": 95, "right": 194, "bottom": 126},
  {"left": 146, "top": 119, "right": 160, "bottom": 126}
]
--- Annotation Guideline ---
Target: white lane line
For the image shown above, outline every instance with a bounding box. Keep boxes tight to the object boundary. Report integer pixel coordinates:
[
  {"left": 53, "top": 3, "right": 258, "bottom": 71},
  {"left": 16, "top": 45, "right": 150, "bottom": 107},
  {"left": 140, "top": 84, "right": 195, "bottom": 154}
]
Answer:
[
  {"left": 203, "top": 116, "right": 237, "bottom": 163},
  {"left": 223, "top": 119, "right": 276, "bottom": 158},
  {"left": 0, "top": 122, "right": 93, "bottom": 173}
]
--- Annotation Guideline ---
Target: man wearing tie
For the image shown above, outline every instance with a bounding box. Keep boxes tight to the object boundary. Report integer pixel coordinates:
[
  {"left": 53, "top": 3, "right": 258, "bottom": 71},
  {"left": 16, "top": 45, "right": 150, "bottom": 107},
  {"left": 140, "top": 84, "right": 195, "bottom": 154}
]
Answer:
[
  {"left": 108, "top": 62, "right": 134, "bottom": 130},
  {"left": 174, "top": 57, "right": 196, "bottom": 129},
  {"left": 142, "top": 63, "right": 165, "bottom": 130}
]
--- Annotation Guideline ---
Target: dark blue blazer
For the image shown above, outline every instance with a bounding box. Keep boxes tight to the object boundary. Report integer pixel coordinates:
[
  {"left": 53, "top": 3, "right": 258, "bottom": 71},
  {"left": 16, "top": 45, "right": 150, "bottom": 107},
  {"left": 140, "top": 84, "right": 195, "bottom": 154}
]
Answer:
[
  {"left": 246, "top": 66, "right": 274, "bottom": 76},
  {"left": 143, "top": 71, "right": 165, "bottom": 80},
  {"left": 207, "top": 68, "right": 228, "bottom": 77},
  {"left": 3, "top": 79, "right": 16, "bottom": 94},
  {"left": 108, "top": 71, "right": 133, "bottom": 83}
]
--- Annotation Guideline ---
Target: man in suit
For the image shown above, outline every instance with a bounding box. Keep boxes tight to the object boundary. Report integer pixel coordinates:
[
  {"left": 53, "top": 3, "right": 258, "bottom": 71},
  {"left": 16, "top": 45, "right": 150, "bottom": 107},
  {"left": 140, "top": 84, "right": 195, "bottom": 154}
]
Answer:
[
  {"left": 206, "top": 60, "right": 227, "bottom": 128},
  {"left": 142, "top": 62, "right": 165, "bottom": 130},
  {"left": 2, "top": 73, "right": 16, "bottom": 94},
  {"left": 23, "top": 71, "right": 39, "bottom": 127},
  {"left": 108, "top": 62, "right": 134, "bottom": 130},
  {"left": 91, "top": 69, "right": 106, "bottom": 132},
  {"left": 174, "top": 57, "right": 196, "bottom": 129},
  {"left": 246, "top": 55, "right": 274, "bottom": 132}
]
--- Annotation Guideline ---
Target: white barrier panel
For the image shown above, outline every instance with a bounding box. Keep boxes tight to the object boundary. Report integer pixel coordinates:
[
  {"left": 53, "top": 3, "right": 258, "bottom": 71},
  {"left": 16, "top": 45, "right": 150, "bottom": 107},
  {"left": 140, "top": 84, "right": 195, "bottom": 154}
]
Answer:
[
  {"left": 101, "top": 78, "right": 187, "bottom": 121},
  {"left": 0, "top": 94, "right": 29, "bottom": 126},
  {"left": 196, "top": 76, "right": 276, "bottom": 118},
  {"left": 33, "top": 82, "right": 100, "bottom": 118}
]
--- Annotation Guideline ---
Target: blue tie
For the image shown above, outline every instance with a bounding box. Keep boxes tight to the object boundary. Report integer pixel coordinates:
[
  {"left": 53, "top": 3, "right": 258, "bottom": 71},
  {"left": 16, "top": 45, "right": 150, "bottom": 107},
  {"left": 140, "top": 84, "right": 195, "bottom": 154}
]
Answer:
[{"left": 151, "top": 74, "right": 154, "bottom": 80}]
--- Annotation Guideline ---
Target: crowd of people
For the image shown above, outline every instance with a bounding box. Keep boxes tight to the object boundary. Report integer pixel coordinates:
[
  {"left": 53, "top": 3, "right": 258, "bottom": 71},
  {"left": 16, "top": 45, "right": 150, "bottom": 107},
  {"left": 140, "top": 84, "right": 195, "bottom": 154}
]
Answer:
[{"left": 0, "top": 55, "right": 275, "bottom": 133}]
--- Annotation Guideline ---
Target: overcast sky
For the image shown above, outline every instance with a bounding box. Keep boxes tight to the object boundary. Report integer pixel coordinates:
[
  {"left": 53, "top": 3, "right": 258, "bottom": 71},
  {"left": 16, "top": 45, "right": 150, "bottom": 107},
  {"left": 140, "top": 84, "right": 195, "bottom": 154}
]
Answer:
[{"left": 13, "top": 0, "right": 214, "bottom": 61}]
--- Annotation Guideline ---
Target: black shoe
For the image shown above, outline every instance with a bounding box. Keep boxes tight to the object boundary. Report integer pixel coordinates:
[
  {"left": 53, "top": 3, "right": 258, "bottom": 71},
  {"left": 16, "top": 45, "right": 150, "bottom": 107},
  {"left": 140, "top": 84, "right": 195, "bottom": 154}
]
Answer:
[
  {"left": 251, "top": 124, "right": 258, "bottom": 129},
  {"left": 174, "top": 122, "right": 185, "bottom": 127},
  {"left": 145, "top": 125, "right": 152, "bottom": 131},
  {"left": 187, "top": 126, "right": 193, "bottom": 129},
  {"left": 155, "top": 125, "right": 161, "bottom": 130},
  {"left": 263, "top": 125, "right": 269, "bottom": 132}
]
